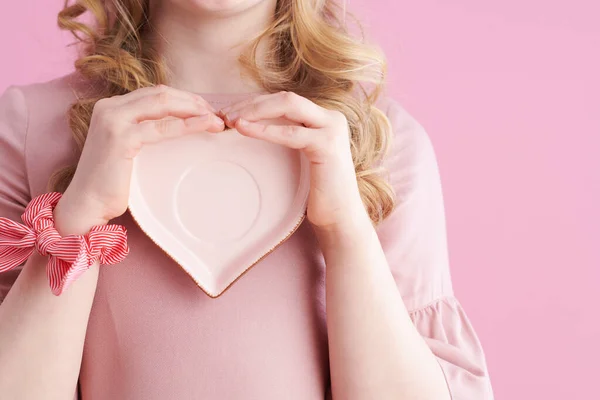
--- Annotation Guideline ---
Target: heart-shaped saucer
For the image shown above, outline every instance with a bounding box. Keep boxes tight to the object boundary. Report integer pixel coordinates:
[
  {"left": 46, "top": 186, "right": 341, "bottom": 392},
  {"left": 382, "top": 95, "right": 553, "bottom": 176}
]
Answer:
[{"left": 128, "top": 123, "right": 310, "bottom": 297}]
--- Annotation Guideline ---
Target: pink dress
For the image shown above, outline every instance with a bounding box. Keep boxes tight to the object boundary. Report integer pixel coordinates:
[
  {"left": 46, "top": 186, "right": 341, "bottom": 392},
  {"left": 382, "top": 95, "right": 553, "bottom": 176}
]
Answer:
[{"left": 0, "top": 73, "right": 494, "bottom": 399}]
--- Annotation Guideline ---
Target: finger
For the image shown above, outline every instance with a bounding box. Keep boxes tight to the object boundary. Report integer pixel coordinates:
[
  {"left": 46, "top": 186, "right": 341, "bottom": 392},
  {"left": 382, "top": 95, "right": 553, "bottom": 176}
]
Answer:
[
  {"left": 134, "top": 114, "right": 224, "bottom": 143},
  {"left": 234, "top": 118, "right": 313, "bottom": 150},
  {"left": 185, "top": 114, "right": 226, "bottom": 133},
  {"left": 112, "top": 85, "right": 216, "bottom": 112},
  {"left": 223, "top": 91, "right": 330, "bottom": 128},
  {"left": 120, "top": 93, "right": 219, "bottom": 123},
  {"left": 219, "top": 93, "right": 271, "bottom": 114}
]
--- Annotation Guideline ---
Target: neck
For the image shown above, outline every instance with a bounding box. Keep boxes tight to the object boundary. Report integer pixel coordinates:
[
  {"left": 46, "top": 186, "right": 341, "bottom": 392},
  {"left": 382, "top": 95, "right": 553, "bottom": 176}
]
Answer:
[{"left": 148, "top": 1, "right": 276, "bottom": 94}]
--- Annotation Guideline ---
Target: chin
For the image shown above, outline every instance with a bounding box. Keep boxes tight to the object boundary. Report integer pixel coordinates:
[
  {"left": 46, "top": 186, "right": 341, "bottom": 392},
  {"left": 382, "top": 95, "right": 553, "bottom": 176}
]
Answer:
[{"left": 168, "top": 0, "right": 269, "bottom": 14}]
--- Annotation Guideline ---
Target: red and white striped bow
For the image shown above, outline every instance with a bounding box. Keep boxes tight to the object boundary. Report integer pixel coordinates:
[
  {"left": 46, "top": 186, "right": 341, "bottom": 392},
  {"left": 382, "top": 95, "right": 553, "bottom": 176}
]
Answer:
[{"left": 0, "top": 192, "right": 129, "bottom": 296}]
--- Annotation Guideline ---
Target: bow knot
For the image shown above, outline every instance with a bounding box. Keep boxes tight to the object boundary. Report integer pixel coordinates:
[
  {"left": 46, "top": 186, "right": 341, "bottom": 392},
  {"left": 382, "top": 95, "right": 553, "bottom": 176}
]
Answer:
[{"left": 0, "top": 192, "right": 129, "bottom": 295}]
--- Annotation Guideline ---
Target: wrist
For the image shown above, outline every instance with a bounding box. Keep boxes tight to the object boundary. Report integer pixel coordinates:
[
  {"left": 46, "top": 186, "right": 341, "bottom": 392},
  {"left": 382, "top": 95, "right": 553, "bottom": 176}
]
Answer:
[
  {"left": 313, "top": 209, "right": 375, "bottom": 249},
  {"left": 53, "top": 193, "right": 109, "bottom": 236}
]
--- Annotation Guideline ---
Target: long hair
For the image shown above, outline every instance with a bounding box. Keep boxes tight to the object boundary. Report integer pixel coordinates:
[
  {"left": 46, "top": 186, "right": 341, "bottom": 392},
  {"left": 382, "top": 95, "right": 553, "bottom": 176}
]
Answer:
[{"left": 52, "top": 0, "right": 395, "bottom": 225}]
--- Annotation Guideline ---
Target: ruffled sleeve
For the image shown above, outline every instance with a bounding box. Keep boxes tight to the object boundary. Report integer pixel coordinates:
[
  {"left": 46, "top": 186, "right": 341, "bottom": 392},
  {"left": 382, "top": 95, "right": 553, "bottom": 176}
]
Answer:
[
  {"left": 410, "top": 297, "right": 493, "bottom": 399},
  {"left": 374, "top": 97, "right": 494, "bottom": 399},
  {"left": 0, "top": 85, "right": 31, "bottom": 305}
]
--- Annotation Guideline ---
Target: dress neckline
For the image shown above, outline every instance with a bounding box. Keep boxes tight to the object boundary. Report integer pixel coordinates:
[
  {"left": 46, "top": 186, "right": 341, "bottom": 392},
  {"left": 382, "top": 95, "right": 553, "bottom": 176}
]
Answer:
[{"left": 193, "top": 91, "right": 269, "bottom": 105}]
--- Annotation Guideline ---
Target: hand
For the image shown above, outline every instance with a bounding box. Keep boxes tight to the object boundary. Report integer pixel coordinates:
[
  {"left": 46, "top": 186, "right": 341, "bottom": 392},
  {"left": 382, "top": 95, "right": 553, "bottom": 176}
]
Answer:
[
  {"left": 221, "top": 91, "right": 370, "bottom": 233},
  {"left": 62, "top": 85, "right": 225, "bottom": 224}
]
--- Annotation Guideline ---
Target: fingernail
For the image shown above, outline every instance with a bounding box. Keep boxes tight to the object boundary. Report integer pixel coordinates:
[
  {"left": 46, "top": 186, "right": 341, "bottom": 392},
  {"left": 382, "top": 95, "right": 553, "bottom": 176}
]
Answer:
[
  {"left": 237, "top": 118, "right": 248, "bottom": 126},
  {"left": 226, "top": 111, "right": 239, "bottom": 121}
]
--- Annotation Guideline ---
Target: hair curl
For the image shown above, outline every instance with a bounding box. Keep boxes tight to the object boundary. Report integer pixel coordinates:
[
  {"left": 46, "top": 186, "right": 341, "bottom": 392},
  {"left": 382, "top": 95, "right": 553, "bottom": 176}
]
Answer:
[{"left": 52, "top": 0, "right": 395, "bottom": 225}]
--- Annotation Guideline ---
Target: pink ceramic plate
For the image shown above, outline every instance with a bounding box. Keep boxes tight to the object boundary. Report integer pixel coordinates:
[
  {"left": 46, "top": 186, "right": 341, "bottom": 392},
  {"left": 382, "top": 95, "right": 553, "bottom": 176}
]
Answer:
[{"left": 128, "top": 123, "right": 310, "bottom": 297}]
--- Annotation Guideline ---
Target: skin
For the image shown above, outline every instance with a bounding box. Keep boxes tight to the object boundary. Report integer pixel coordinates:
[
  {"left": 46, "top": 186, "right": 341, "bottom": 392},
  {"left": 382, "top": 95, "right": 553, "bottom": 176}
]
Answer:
[{"left": 0, "top": 1, "right": 450, "bottom": 399}]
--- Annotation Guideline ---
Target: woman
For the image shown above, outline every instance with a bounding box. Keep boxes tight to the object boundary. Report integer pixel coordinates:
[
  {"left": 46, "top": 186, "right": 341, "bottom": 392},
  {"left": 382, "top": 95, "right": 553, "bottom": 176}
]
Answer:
[{"left": 0, "top": 0, "right": 493, "bottom": 399}]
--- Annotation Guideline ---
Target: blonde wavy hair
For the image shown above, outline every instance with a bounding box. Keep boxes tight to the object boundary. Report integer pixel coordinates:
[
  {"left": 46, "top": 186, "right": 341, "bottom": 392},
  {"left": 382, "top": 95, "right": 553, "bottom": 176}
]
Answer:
[{"left": 52, "top": 0, "right": 396, "bottom": 225}]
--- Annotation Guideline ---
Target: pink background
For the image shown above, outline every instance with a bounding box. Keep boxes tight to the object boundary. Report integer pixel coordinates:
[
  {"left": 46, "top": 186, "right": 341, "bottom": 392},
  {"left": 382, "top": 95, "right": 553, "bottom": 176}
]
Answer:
[{"left": 1, "top": 1, "right": 598, "bottom": 398}]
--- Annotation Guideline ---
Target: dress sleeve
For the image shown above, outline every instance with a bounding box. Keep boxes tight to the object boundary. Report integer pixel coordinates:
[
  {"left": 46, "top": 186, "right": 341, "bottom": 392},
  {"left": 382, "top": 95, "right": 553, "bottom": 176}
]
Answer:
[
  {"left": 0, "top": 86, "right": 80, "bottom": 399},
  {"left": 0, "top": 86, "right": 31, "bottom": 304},
  {"left": 374, "top": 98, "right": 494, "bottom": 399}
]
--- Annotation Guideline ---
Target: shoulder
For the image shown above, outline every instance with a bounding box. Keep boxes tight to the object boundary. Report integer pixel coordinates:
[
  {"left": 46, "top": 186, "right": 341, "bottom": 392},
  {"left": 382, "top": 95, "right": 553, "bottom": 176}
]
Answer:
[
  {"left": 378, "top": 96, "right": 426, "bottom": 133},
  {"left": 376, "top": 96, "right": 440, "bottom": 204},
  {"left": 377, "top": 96, "right": 431, "bottom": 150},
  {"left": 2, "top": 71, "right": 87, "bottom": 145},
  {"left": 2, "top": 72, "right": 90, "bottom": 196},
  {"left": 17, "top": 71, "right": 87, "bottom": 98},
  {"left": 377, "top": 96, "right": 436, "bottom": 172},
  {"left": 17, "top": 72, "right": 88, "bottom": 125}
]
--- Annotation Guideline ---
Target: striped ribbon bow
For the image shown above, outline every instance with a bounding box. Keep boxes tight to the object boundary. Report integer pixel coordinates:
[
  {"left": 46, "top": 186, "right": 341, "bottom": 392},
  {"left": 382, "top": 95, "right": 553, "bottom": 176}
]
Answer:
[{"left": 0, "top": 192, "right": 129, "bottom": 296}]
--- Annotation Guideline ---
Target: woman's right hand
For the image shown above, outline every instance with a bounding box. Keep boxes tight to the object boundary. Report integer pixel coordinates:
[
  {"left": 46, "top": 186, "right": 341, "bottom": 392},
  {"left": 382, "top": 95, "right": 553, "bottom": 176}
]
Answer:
[{"left": 58, "top": 85, "right": 225, "bottom": 226}]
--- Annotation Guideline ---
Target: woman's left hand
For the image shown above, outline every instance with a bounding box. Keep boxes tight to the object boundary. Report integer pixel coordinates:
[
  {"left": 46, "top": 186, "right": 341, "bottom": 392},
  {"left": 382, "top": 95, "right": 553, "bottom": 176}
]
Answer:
[{"left": 220, "top": 91, "right": 370, "bottom": 234}]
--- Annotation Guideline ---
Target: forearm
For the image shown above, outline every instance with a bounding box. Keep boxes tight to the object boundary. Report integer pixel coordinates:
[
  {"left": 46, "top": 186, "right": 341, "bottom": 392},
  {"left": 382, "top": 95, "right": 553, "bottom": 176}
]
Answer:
[
  {"left": 0, "top": 198, "right": 105, "bottom": 399},
  {"left": 317, "top": 218, "right": 450, "bottom": 400}
]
